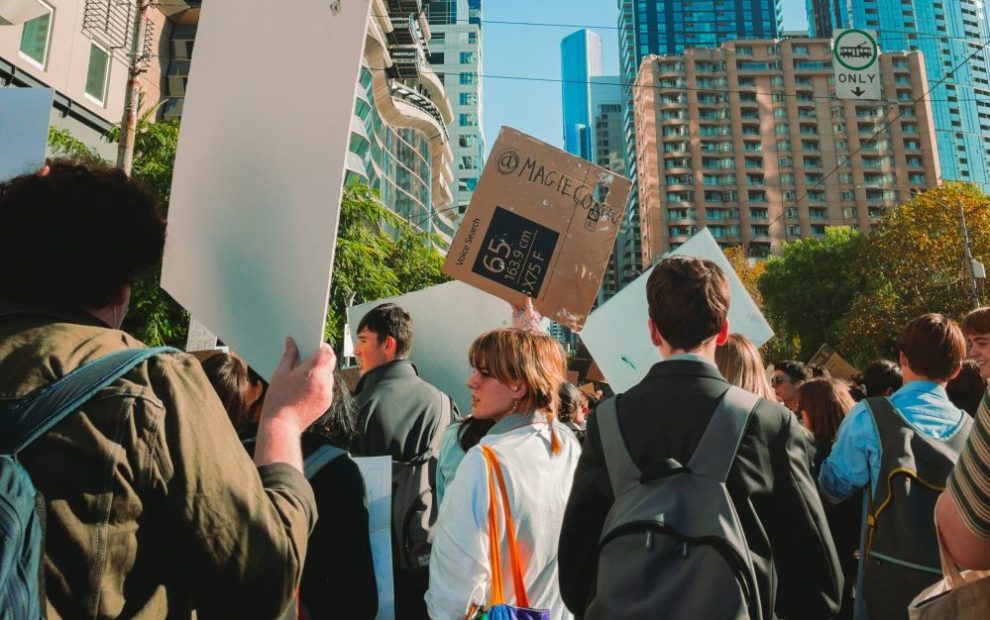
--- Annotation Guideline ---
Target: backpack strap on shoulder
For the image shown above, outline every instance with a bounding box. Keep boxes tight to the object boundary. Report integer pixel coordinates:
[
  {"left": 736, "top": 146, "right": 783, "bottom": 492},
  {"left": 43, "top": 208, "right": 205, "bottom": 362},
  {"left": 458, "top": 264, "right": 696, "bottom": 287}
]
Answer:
[
  {"left": 303, "top": 444, "right": 346, "bottom": 479},
  {"left": 688, "top": 386, "right": 759, "bottom": 483},
  {"left": 597, "top": 396, "right": 642, "bottom": 496},
  {"left": 0, "top": 346, "right": 179, "bottom": 454}
]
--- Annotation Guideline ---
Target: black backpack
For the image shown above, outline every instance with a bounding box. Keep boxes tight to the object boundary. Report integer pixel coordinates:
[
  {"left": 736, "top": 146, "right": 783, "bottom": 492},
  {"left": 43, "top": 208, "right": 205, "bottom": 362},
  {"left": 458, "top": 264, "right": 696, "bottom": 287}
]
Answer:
[
  {"left": 0, "top": 347, "right": 176, "bottom": 620},
  {"left": 585, "top": 386, "right": 764, "bottom": 620}
]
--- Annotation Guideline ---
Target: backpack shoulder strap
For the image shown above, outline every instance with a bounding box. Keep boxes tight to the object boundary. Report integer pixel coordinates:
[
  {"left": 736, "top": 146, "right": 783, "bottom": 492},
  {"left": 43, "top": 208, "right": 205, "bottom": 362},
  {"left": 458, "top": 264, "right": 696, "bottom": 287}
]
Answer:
[
  {"left": 304, "top": 444, "right": 346, "bottom": 479},
  {"left": 688, "top": 386, "right": 760, "bottom": 483},
  {"left": 596, "top": 396, "right": 642, "bottom": 496},
  {"left": 0, "top": 346, "right": 179, "bottom": 454}
]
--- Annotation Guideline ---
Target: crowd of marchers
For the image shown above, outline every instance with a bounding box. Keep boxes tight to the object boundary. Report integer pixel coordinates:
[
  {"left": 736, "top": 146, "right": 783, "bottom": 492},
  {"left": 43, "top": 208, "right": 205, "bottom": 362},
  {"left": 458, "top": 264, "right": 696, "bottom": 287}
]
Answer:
[{"left": 2, "top": 161, "right": 990, "bottom": 620}]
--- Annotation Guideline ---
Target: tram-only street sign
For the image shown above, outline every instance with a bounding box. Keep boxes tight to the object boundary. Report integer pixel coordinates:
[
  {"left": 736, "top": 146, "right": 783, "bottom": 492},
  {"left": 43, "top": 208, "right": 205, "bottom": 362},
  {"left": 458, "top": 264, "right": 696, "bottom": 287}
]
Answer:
[{"left": 833, "top": 28, "right": 880, "bottom": 100}]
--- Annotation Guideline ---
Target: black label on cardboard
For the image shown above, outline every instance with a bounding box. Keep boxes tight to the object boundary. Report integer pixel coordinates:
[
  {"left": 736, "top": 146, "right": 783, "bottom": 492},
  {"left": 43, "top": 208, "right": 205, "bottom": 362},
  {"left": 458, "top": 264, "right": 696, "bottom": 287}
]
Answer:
[{"left": 471, "top": 207, "right": 559, "bottom": 298}]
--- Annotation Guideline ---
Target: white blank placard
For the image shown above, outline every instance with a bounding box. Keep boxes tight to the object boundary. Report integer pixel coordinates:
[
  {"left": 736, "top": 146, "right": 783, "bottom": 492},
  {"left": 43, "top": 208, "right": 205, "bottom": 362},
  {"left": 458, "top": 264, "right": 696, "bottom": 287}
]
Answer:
[
  {"left": 0, "top": 87, "right": 53, "bottom": 183},
  {"left": 161, "top": 0, "right": 371, "bottom": 379}
]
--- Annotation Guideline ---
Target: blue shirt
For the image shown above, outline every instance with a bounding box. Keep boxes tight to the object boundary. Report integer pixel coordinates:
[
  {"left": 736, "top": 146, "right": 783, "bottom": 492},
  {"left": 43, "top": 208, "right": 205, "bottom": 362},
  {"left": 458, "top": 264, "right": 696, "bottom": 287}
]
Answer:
[{"left": 819, "top": 381, "right": 967, "bottom": 504}]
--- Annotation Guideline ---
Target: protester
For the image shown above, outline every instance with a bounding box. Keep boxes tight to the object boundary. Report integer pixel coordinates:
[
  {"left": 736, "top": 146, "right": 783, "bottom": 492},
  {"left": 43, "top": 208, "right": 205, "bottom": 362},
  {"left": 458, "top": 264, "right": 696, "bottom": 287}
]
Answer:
[
  {"left": 350, "top": 302, "right": 457, "bottom": 620},
  {"left": 714, "top": 332, "right": 775, "bottom": 400},
  {"left": 199, "top": 351, "right": 265, "bottom": 436},
  {"left": 807, "top": 363, "right": 832, "bottom": 378},
  {"left": 0, "top": 162, "right": 336, "bottom": 618},
  {"left": 937, "top": 306, "right": 990, "bottom": 570},
  {"left": 426, "top": 329, "right": 580, "bottom": 619},
  {"left": 798, "top": 377, "right": 861, "bottom": 620},
  {"left": 559, "top": 256, "right": 841, "bottom": 620},
  {"left": 558, "top": 381, "right": 588, "bottom": 444},
  {"left": 860, "top": 359, "right": 904, "bottom": 398},
  {"left": 946, "top": 359, "right": 986, "bottom": 416},
  {"left": 820, "top": 313, "right": 972, "bottom": 620},
  {"left": 772, "top": 360, "right": 811, "bottom": 411}
]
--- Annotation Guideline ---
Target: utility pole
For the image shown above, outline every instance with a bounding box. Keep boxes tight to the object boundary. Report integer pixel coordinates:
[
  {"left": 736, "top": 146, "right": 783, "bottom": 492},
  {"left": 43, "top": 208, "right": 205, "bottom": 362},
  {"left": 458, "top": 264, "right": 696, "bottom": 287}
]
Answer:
[
  {"left": 116, "top": 0, "right": 152, "bottom": 177},
  {"left": 958, "top": 201, "right": 982, "bottom": 309}
]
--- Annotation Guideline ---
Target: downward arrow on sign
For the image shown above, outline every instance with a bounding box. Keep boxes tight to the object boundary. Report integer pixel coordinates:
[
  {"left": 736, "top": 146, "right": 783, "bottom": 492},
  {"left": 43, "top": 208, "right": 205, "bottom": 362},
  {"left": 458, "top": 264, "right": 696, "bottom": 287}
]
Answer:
[{"left": 852, "top": 87, "right": 866, "bottom": 96}]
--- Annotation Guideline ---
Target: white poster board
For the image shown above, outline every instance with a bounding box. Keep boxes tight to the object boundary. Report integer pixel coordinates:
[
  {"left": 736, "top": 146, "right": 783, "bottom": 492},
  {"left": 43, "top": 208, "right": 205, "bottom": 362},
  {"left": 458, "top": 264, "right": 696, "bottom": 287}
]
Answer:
[
  {"left": 581, "top": 228, "right": 773, "bottom": 393},
  {"left": 354, "top": 456, "right": 395, "bottom": 620},
  {"left": 348, "top": 281, "right": 548, "bottom": 411},
  {"left": 0, "top": 87, "right": 53, "bottom": 182},
  {"left": 161, "top": 0, "right": 371, "bottom": 380}
]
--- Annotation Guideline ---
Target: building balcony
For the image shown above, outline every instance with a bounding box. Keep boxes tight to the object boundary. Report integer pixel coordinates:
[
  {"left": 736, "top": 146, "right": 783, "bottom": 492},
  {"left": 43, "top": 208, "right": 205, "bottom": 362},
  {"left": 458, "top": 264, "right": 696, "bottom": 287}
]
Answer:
[
  {"left": 0, "top": 0, "right": 48, "bottom": 24},
  {"left": 389, "top": 45, "right": 422, "bottom": 79},
  {"left": 388, "top": 0, "right": 422, "bottom": 13}
]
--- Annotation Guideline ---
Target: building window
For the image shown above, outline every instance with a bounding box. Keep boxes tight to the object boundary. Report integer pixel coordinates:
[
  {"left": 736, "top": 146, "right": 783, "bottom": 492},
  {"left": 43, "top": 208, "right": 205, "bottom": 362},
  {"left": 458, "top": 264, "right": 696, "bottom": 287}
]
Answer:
[
  {"left": 459, "top": 113, "right": 478, "bottom": 126},
  {"left": 431, "top": 52, "right": 445, "bottom": 64},
  {"left": 84, "top": 43, "right": 111, "bottom": 104},
  {"left": 459, "top": 72, "right": 478, "bottom": 85},
  {"left": 460, "top": 51, "right": 477, "bottom": 64},
  {"left": 460, "top": 92, "right": 478, "bottom": 106},
  {"left": 18, "top": 2, "right": 54, "bottom": 67}
]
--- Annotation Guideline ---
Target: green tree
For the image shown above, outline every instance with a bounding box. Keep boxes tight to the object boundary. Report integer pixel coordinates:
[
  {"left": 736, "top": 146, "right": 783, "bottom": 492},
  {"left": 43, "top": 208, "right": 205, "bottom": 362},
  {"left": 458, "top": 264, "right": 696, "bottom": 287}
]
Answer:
[
  {"left": 758, "top": 226, "right": 866, "bottom": 361},
  {"left": 839, "top": 183, "right": 990, "bottom": 365},
  {"left": 325, "top": 182, "right": 449, "bottom": 346}
]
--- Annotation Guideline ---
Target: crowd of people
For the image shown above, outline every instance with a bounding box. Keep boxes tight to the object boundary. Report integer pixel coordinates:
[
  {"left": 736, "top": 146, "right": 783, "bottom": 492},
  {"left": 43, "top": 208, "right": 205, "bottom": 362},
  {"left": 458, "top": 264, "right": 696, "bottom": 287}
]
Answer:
[{"left": 4, "top": 161, "right": 990, "bottom": 619}]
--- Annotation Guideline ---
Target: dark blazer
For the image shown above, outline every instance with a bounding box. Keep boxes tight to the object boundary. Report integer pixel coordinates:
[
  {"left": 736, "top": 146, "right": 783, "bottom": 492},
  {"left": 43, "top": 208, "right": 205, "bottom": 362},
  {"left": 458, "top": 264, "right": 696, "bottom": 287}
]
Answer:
[
  {"left": 350, "top": 360, "right": 458, "bottom": 461},
  {"left": 559, "top": 359, "right": 842, "bottom": 620}
]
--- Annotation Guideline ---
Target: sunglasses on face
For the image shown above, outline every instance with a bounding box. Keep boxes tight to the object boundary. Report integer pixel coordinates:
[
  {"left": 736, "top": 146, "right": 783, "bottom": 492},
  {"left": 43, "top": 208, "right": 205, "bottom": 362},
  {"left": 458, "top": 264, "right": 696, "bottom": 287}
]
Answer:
[{"left": 771, "top": 376, "right": 792, "bottom": 387}]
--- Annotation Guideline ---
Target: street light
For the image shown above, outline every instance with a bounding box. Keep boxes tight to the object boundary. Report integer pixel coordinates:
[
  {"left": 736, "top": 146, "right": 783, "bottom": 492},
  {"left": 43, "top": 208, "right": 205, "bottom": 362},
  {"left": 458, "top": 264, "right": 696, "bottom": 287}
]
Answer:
[{"left": 870, "top": 186, "right": 983, "bottom": 309}]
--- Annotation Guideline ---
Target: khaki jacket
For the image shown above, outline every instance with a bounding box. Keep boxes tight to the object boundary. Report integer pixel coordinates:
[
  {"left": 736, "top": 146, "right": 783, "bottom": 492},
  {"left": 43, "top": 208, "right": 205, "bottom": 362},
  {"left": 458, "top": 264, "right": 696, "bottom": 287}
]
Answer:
[{"left": 0, "top": 306, "right": 316, "bottom": 619}]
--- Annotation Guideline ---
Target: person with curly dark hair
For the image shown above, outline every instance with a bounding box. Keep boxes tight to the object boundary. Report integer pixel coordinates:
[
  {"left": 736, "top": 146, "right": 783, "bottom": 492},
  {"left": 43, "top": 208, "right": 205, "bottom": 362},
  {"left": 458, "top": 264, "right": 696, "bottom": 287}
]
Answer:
[{"left": 0, "top": 162, "right": 337, "bottom": 618}]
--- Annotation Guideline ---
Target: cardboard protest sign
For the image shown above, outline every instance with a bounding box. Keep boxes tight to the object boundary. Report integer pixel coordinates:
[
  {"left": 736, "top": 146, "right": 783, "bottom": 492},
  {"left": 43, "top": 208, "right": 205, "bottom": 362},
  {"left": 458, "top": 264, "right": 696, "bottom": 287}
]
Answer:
[
  {"left": 0, "top": 87, "right": 53, "bottom": 182},
  {"left": 443, "top": 127, "right": 631, "bottom": 331},
  {"left": 807, "top": 343, "right": 859, "bottom": 380},
  {"left": 580, "top": 228, "right": 774, "bottom": 393},
  {"left": 161, "top": 0, "right": 371, "bottom": 380},
  {"left": 348, "top": 280, "right": 548, "bottom": 412}
]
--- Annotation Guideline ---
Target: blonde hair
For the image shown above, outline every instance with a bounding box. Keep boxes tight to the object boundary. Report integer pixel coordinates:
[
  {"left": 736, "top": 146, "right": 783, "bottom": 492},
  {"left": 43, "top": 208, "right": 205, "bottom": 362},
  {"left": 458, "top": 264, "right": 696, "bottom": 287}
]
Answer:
[
  {"left": 714, "top": 334, "right": 774, "bottom": 401},
  {"left": 468, "top": 328, "right": 566, "bottom": 454}
]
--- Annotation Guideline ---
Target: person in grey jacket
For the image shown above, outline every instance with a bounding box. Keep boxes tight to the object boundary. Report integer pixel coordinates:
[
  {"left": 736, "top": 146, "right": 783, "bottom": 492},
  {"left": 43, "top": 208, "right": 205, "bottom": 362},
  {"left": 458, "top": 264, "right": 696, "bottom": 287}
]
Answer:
[{"left": 350, "top": 303, "right": 457, "bottom": 620}]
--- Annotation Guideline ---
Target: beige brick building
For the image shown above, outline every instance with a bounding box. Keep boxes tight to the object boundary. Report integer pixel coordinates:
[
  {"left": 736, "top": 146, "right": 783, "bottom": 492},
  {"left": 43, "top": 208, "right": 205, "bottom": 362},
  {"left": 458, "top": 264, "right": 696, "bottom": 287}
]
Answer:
[{"left": 633, "top": 37, "right": 940, "bottom": 263}]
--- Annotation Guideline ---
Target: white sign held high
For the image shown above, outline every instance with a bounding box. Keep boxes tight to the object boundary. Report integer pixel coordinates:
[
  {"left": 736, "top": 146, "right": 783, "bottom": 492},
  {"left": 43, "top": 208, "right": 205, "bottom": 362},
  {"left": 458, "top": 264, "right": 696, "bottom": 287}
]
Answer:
[
  {"left": 580, "top": 228, "right": 774, "bottom": 393},
  {"left": 833, "top": 29, "right": 881, "bottom": 101},
  {"left": 0, "top": 88, "right": 53, "bottom": 183},
  {"left": 161, "top": 0, "right": 372, "bottom": 380}
]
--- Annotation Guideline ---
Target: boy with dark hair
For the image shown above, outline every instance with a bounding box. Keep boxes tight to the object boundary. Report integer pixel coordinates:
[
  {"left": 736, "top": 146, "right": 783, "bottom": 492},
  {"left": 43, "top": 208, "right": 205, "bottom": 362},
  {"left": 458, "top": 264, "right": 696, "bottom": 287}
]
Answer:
[
  {"left": 820, "top": 313, "right": 972, "bottom": 620},
  {"left": 351, "top": 302, "right": 457, "bottom": 620},
  {"left": 559, "top": 256, "right": 841, "bottom": 619}
]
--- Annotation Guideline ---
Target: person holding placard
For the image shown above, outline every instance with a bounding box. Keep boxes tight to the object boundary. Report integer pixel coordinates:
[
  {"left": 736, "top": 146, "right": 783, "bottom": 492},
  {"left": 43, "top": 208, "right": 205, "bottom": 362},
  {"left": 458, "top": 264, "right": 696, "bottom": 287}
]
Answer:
[
  {"left": 0, "top": 162, "right": 337, "bottom": 619},
  {"left": 426, "top": 328, "right": 580, "bottom": 619}
]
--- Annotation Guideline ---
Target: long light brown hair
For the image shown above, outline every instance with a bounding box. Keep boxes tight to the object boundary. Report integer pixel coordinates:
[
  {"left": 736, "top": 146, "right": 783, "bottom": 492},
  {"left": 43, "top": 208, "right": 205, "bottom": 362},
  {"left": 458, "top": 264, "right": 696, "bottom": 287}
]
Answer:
[
  {"left": 714, "top": 334, "right": 774, "bottom": 400},
  {"left": 798, "top": 377, "right": 855, "bottom": 443},
  {"left": 468, "top": 328, "right": 566, "bottom": 454}
]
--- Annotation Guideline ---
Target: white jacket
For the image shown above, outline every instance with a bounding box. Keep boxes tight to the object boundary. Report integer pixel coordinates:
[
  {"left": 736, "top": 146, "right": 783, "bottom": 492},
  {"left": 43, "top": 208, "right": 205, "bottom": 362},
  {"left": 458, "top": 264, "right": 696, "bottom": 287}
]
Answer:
[{"left": 425, "top": 413, "right": 580, "bottom": 620}]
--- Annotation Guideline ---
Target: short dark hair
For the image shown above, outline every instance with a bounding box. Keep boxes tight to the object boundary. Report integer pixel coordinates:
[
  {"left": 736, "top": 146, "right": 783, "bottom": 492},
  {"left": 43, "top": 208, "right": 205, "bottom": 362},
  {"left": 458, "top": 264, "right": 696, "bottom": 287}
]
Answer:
[
  {"left": 0, "top": 161, "right": 165, "bottom": 308},
  {"left": 860, "top": 359, "right": 902, "bottom": 398},
  {"left": 201, "top": 353, "right": 259, "bottom": 432},
  {"left": 311, "top": 367, "right": 359, "bottom": 446},
  {"left": 806, "top": 363, "right": 831, "bottom": 379},
  {"left": 557, "top": 382, "right": 583, "bottom": 424},
  {"left": 962, "top": 307, "right": 990, "bottom": 337},
  {"left": 946, "top": 360, "right": 986, "bottom": 417},
  {"left": 357, "top": 303, "right": 413, "bottom": 358},
  {"left": 646, "top": 256, "right": 730, "bottom": 350},
  {"left": 774, "top": 360, "right": 810, "bottom": 383},
  {"left": 898, "top": 313, "right": 965, "bottom": 381}
]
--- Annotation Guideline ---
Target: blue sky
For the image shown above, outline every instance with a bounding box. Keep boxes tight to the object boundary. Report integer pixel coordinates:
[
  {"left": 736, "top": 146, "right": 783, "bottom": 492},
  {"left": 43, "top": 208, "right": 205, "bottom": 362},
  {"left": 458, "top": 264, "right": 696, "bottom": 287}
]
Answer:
[{"left": 481, "top": 0, "right": 810, "bottom": 155}]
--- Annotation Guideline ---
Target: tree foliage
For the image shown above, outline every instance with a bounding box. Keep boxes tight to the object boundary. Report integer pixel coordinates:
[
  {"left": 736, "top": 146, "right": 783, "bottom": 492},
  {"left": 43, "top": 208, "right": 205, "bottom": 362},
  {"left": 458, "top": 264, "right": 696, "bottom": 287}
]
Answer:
[
  {"left": 758, "top": 226, "right": 866, "bottom": 362},
  {"left": 325, "top": 182, "right": 449, "bottom": 346},
  {"left": 838, "top": 183, "right": 990, "bottom": 364}
]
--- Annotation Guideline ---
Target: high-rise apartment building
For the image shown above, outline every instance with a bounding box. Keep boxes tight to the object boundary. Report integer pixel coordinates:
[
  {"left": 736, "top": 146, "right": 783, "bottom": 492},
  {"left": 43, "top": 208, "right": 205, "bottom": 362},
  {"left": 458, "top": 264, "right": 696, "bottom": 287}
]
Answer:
[
  {"left": 426, "top": 0, "right": 483, "bottom": 239},
  {"left": 561, "top": 29, "right": 603, "bottom": 160},
  {"left": 808, "top": 0, "right": 990, "bottom": 192},
  {"left": 617, "top": 0, "right": 783, "bottom": 273},
  {"left": 634, "top": 38, "right": 939, "bottom": 262}
]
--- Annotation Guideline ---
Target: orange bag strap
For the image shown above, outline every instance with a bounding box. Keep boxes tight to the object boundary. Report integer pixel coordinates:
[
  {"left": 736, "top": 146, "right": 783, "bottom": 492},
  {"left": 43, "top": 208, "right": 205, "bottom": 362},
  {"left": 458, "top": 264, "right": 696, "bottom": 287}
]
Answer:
[
  {"left": 484, "top": 445, "right": 505, "bottom": 606},
  {"left": 482, "top": 445, "right": 531, "bottom": 609}
]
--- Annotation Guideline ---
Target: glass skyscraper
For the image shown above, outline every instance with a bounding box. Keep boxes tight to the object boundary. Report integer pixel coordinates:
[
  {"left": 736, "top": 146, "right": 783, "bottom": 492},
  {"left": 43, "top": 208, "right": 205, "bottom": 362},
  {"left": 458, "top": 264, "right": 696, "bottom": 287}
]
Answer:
[
  {"left": 808, "top": 0, "right": 990, "bottom": 191},
  {"left": 561, "top": 30, "right": 604, "bottom": 160},
  {"left": 617, "top": 0, "right": 782, "bottom": 271}
]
